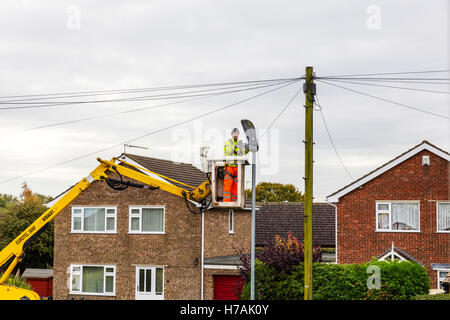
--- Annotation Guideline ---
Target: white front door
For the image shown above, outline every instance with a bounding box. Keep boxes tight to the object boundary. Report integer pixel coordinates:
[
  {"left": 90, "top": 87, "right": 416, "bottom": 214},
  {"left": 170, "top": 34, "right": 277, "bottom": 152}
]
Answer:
[{"left": 135, "top": 266, "right": 164, "bottom": 300}]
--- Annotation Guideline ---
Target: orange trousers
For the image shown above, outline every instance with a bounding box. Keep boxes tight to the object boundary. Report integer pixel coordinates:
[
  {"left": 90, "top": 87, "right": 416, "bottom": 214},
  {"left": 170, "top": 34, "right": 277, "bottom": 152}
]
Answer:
[{"left": 223, "top": 165, "right": 238, "bottom": 202}]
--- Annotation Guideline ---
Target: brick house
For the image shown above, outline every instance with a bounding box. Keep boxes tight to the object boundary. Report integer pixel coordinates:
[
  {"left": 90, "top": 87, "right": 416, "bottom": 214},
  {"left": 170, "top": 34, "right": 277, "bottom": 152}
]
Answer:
[
  {"left": 53, "top": 153, "right": 252, "bottom": 300},
  {"left": 326, "top": 141, "right": 450, "bottom": 289}
]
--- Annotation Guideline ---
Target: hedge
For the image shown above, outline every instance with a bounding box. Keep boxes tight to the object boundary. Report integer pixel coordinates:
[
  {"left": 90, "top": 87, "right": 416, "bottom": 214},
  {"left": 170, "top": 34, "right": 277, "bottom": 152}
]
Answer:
[{"left": 241, "top": 260, "right": 430, "bottom": 300}]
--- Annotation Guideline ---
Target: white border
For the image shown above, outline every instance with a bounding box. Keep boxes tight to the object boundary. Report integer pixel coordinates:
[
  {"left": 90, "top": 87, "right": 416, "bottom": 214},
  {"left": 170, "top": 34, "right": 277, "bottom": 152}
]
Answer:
[
  {"left": 436, "top": 202, "right": 450, "bottom": 233},
  {"left": 128, "top": 205, "right": 165, "bottom": 234},
  {"left": 71, "top": 206, "right": 117, "bottom": 234},
  {"left": 69, "top": 264, "right": 116, "bottom": 296},
  {"left": 435, "top": 268, "right": 450, "bottom": 290},
  {"left": 375, "top": 201, "right": 420, "bottom": 233}
]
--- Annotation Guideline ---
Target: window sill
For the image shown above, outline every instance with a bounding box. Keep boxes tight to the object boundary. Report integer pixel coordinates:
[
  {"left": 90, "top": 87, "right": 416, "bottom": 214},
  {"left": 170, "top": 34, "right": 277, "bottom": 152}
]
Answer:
[
  {"left": 436, "top": 231, "right": 450, "bottom": 234},
  {"left": 375, "top": 230, "right": 421, "bottom": 233},
  {"left": 128, "top": 232, "right": 165, "bottom": 235},
  {"left": 70, "top": 231, "right": 117, "bottom": 234},
  {"left": 69, "top": 292, "right": 116, "bottom": 297}
]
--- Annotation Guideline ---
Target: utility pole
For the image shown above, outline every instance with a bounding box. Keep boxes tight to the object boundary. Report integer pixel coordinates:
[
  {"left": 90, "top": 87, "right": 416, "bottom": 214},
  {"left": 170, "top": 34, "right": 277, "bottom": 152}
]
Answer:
[{"left": 303, "top": 66, "right": 315, "bottom": 300}]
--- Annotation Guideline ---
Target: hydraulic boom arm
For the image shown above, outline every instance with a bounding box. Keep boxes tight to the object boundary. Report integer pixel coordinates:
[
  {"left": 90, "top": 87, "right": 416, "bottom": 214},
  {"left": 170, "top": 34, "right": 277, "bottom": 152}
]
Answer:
[{"left": 0, "top": 157, "right": 211, "bottom": 300}]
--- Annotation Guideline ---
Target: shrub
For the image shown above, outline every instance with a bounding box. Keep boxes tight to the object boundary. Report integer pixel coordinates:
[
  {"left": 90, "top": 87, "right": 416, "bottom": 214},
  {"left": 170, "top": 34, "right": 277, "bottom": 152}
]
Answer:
[
  {"left": 240, "top": 260, "right": 430, "bottom": 300},
  {"left": 1, "top": 273, "right": 33, "bottom": 290},
  {"left": 238, "top": 232, "right": 322, "bottom": 281}
]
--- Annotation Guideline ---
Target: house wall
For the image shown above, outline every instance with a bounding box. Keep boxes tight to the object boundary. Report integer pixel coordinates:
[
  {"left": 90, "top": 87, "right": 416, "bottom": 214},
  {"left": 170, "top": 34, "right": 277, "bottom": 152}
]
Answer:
[
  {"left": 53, "top": 175, "right": 251, "bottom": 300},
  {"left": 204, "top": 209, "right": 251, "bottom": 259},
  {"left": 53, "top": 176, "right": 204, "bottom": 300},
  {"left": 337, "top": 150, "right": 449, "bottom": 288}
]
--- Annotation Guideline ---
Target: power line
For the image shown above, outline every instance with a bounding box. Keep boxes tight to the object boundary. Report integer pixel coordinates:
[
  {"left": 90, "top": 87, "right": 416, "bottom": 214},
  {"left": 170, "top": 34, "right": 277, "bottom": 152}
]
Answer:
[
  {"left": 317, "top": 79, "right": 450, "bottom": 120},
  {"left": 314, "top": 96, "right": 354, "bottom": 181},
  {"left": 317, "top": 77, "right": 450, "bottom": 81},
  {"left": 321, "top": 79, "right": 450, "bottom": 85},
  {"left": 258, "top": 85, "right": 303, "bottom": 140},
  {"left": 317, "top": 69, "right": 450, "bottom": 78},
  {"left": 0, "top": 80, "right": 296, "bottom": 111},
  {"left": 5, "top": 80, "right": 298, "bottom": 134},
  {"left": 0, "top": 79, "right": 299, "bottom": 184},
  {"left": 0, "top": 77, "right": 300, "bottom": 101},
  {"left": 323, "top": 78, "right": 450, "bottom": 94}
]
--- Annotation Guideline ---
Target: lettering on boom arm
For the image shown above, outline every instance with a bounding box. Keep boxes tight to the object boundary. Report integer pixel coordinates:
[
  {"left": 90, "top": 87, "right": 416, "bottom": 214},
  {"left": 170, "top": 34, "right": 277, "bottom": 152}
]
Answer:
[
  {"left": 41, "top": 209, "right": 55, "bottom": 223},
  {"left": 14, "top": 209, "right": 55, "bottom": 246}
]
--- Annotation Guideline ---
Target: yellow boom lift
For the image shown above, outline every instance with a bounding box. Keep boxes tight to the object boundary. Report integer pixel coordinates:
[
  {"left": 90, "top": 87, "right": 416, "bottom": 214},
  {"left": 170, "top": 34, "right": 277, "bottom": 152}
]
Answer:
[{"left": 0, "top": 157, "right": 212, "bottom": 300}]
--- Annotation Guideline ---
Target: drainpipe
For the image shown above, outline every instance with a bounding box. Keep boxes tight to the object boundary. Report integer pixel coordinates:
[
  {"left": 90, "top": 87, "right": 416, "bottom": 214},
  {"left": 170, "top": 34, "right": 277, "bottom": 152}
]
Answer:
[
  {"left": 325, "top": 200, "right": 337, "bottom": 264},
  {"left": 201, "top": 210, "right": 205, "bottom": 300}
]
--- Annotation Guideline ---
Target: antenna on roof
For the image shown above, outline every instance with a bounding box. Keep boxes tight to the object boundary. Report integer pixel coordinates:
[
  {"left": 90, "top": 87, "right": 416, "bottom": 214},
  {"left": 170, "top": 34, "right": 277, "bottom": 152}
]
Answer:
[{"left": 123, "top": 144, "right": 149, "bottom": 154}]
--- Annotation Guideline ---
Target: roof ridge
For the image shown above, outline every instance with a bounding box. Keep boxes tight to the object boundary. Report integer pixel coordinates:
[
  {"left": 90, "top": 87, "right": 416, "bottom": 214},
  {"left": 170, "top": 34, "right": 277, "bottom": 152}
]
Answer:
[{"left": 327, "top": 140, "right": 449, "bottom": 199}]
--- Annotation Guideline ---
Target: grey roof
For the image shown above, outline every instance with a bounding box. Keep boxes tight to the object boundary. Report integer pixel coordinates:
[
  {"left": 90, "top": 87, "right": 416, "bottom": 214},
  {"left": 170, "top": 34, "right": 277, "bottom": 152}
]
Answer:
[
  {"left": 255, "top": 202, "right": 336, "bottom": 247},
  {"left": 123, "top": 153, "right": 208, "bottom": 190},
  {"left": 204, "top": 255, "right": 242, "bottom": 266},
  {"left": 22, "top": 268, "right": 53, "bottom": 279}
]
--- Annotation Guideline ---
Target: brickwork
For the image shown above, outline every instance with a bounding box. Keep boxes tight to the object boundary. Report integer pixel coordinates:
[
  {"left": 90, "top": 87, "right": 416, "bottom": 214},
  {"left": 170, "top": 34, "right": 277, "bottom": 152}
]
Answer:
[
  {"left": 53, "top": 171, "right": 251, "bottom": 300},
  {"left": 336, "top": 150, "right": 450, "bottom": 288},
  {"left": 204, "top": 209, "right": 251, "bottom": 259}
]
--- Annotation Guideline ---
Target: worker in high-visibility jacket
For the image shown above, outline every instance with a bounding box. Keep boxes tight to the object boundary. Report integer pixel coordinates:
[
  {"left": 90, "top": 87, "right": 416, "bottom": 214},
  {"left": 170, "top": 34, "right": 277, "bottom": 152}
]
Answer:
[{"left": 223, "top": 128, "right": 248, "bottom": 202}]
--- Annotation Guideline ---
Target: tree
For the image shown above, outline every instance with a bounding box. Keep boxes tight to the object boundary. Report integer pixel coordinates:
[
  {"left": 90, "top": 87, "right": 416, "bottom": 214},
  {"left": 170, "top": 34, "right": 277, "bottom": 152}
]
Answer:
[
  {"left": 0, "top": 193, "right": 18, "bottom": 214},
  {"left": 0, "top": 183, "right": 54, "bottom": 271},
  {"left": 245, "top": 182, "right": 304, "bottom": 202}
]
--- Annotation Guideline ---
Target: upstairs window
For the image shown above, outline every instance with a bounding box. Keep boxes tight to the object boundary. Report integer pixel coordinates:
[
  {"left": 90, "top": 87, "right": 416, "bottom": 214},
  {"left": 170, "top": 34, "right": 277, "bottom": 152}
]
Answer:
[
  {"left": 376, "top": 202, "right": 420, "bottom": 232},
  {"left": 437, "top": 202, "right": 450, "bottom": 232},
  {"left": 129, "top": 206, "right": 165, "bottom": 234},
  {"left": 228, "top": 210, "right": 234, "bottom": 234},
  {"left": 71, "top": 207, "right": 117, "bottom": 233}
]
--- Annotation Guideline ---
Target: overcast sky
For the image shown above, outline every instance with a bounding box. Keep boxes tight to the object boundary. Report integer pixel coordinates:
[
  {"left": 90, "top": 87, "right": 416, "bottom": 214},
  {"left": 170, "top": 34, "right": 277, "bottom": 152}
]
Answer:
[{"left": 0, "top": 0, "right": 448, "bottom": 201}]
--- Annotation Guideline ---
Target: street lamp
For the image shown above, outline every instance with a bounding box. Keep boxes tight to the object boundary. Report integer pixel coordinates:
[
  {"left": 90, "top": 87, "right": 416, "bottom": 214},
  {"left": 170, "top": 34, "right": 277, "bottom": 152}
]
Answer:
[{"left": 241, "top": 119, "right": 259, "bottom": 300}]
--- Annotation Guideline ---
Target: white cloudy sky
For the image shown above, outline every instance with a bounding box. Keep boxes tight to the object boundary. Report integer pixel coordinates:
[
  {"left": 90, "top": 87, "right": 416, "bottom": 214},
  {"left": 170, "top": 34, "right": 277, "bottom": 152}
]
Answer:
[{"left": 0, "top": 0, "right": 448, "bottom": 201}]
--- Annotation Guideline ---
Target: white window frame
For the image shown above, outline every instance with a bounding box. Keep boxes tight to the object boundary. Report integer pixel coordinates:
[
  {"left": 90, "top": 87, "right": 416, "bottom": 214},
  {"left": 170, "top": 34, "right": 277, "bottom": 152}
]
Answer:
[
  {"left": 436, "top": 201, "right": 450, "bottom": 233},
  {"left": 375, "top": 201, "right": 420, "bottom": 233},
  {"left": 436, "top": 268, "right": 450, "bottom": 290},
  {"left": 69, "top": 264, "right": 116, "bottom": 296},
  {"left": 128, "top": 206, "right": 165, "bottom": 234},
  {"left": 71, "top": 206, "right": 117, "bottom": 234},
  {"left": 228, "top": 210, "right": 234, "bottom": 234}
]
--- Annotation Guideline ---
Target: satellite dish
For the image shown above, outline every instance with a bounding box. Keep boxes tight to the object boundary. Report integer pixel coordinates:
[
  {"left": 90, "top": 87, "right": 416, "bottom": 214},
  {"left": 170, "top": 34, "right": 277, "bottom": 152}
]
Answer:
[{"left": 241, "top": 119, "right": 259, "bottom": 152}]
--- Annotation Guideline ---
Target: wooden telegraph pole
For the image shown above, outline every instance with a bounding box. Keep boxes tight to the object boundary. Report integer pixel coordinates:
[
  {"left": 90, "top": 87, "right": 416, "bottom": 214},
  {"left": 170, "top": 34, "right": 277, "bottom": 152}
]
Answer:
[{"left": 303, "top": 66, "right": 315, "bottom": 300}]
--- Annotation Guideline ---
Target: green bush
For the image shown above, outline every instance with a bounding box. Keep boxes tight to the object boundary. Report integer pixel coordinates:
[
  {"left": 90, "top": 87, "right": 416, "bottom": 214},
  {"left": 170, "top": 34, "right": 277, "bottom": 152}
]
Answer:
[
  {"left": 241, "top": 260, "right": 430, "bottom": 300},
  {"left": 1, "top": 273, "right": 33, "bottom": 290}
]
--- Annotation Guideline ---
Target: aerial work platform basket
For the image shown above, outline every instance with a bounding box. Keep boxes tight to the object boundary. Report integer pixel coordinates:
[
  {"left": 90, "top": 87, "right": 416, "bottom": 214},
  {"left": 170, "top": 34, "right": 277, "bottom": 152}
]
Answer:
[{"left": 200, "top": 148, "right": 249, "bottom": 209}]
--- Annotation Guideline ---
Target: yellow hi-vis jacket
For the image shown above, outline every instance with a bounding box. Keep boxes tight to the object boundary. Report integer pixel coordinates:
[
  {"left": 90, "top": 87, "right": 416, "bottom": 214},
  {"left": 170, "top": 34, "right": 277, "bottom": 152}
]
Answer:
[{"left": 224, "top": 138, "right": 248, "bottom": 167}]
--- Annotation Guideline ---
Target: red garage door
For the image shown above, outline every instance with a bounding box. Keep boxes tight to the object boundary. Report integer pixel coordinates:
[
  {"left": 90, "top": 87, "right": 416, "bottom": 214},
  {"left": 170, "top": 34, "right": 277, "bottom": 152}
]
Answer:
[{"left": 213, "top": 275, "right": 244, "bottom": 300}]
